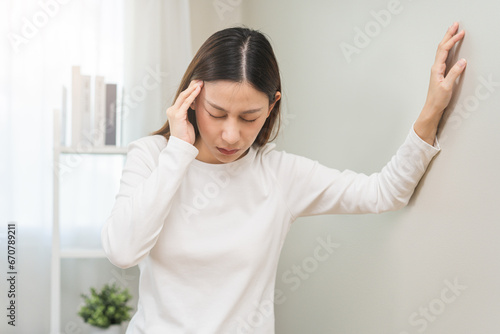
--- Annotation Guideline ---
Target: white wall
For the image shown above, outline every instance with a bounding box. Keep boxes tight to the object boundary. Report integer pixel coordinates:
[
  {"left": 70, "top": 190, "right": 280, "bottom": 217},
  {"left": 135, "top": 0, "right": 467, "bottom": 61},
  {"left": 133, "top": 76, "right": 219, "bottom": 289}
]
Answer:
[
  {"left": 188, "top": 0, "right": 242, "bottom": 53},
  {"left": 239, "top": 0, "right": 500, "bottom": 333}
]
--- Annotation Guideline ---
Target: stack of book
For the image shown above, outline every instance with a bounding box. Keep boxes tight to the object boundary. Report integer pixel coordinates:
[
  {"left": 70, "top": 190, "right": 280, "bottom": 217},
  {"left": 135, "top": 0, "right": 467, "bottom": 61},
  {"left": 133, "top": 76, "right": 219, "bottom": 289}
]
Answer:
[{"left": 61, "top": 66, "right": 120, "bottom": 147}]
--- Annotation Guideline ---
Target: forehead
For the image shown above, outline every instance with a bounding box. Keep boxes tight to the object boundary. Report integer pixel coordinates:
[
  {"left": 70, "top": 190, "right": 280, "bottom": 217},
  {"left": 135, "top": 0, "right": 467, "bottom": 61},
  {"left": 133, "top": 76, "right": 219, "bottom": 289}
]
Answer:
[{"left": 201, "top": 80, "right": 268, "bottom": 107}]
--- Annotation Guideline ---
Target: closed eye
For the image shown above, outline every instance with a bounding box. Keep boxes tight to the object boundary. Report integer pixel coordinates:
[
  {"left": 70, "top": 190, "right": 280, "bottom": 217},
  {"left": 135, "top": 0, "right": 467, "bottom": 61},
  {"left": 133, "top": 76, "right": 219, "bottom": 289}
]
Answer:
[
  {"left": 207, "top": 111, "right": 257, "bottom": 123},
  {"left": 207, "top": 111, "right": 225, "bottom": 119}
]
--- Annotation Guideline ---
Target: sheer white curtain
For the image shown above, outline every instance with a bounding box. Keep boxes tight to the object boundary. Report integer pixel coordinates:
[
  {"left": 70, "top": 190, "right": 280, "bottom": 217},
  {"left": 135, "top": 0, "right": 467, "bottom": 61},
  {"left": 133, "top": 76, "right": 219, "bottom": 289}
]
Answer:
[
  {"left": 122, "top": 0, "right": 193, "bottom": 143},
  {"left": 0, "top": 1, "right": 191, "bottom": 333}
]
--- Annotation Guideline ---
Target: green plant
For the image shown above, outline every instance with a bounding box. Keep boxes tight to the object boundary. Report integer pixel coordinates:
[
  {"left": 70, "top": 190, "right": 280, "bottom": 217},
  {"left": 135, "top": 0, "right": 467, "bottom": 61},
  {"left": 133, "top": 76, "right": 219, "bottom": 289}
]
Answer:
[{"left": 78, "top": 283, "right": 133, "bottom": 329}]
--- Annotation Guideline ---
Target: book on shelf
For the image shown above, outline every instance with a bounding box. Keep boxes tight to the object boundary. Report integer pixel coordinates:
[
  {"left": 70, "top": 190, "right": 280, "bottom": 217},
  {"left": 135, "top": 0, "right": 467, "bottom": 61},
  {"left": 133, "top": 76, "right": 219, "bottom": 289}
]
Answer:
[
  {"left": 93, "top": 76, "right": 106, "bottom": 146},
  {"left": 116, "top": 86, "right": 124, "bottom": 147},
  {"left": 105, "top": 83, "right": 117, "bottom": 146},
  {"left": 81, "top": 74, "right": 92, "bottom": 145},
  {"left": 61, "top": 86, "right": 68, "bottom": 146},
  {"left": 71, "top": 66, "right": 91, "bottom": 147},
  {"left": 71, "top": 66, "right": 81, "bottom": 147}
]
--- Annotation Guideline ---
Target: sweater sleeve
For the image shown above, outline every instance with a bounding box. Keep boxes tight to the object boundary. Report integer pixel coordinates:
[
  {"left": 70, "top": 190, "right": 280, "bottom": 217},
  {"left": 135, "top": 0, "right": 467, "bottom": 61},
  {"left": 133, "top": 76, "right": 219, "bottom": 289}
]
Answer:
[
  {"left": 272, "top": 125, "right": 440, "bottom": 219},
  {"left": 101, "top": 135, "right": 199, "bottom": 268}
]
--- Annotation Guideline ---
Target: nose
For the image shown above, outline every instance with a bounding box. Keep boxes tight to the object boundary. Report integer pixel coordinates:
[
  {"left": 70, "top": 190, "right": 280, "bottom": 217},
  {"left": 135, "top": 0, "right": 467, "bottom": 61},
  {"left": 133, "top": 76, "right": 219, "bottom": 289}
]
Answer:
[{"left": 221, "top": 119, "right": 240, "bottom": 145}]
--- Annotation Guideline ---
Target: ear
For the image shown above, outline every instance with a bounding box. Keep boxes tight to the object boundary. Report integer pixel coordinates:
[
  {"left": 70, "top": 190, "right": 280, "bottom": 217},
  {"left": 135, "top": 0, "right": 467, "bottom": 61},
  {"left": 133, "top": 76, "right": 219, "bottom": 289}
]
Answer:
[
  {"left": 191, "top": 98, "right": 196, "bottom": 110},
  {"left": 267, "top": 91, "right": 281, "bottom": 117}
]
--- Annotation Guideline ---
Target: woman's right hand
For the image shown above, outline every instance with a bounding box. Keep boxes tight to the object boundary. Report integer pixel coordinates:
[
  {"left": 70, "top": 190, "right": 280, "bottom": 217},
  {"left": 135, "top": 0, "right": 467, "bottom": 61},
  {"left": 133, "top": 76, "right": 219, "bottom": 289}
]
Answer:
[{"left": 166, "top": 80, "right": 203, "bottom": 145}]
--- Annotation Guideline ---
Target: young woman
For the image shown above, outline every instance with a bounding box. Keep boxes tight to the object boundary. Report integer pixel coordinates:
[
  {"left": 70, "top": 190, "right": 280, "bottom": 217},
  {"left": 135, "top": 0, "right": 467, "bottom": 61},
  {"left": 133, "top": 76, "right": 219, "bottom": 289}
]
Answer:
[{"left": 102, "top": 23, "right": 466, "bottom": 333}]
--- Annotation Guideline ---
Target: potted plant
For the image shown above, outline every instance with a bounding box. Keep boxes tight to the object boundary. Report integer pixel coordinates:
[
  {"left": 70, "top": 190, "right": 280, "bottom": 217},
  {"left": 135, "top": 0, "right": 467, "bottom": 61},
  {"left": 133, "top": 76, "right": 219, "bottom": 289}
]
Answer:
[{"left": 78, "top": 283, "right": 133, "bottom": 334}]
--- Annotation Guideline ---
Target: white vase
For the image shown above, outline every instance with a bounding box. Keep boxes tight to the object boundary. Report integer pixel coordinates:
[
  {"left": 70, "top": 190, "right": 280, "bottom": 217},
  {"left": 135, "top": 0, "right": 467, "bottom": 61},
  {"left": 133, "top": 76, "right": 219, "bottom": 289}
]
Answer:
[{"left": 90, "top": 325, "right": 121, "bottom": 334}]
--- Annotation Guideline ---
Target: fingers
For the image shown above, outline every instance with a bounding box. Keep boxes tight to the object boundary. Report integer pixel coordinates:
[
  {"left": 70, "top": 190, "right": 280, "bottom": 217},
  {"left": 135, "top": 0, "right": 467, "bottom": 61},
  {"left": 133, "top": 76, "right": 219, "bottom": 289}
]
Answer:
[
  {"left": 180, "top": 80, "right": 203, "bottom": 112},
  {"left": 173, "top": 80, "right": 203, "bottom": 110},
  {"left": 434, "top": 22, "right": 465, "bottom": 65},
  {"left": 442, "top": 58, "right": 467, "bottom": 89},
  {"left": 442, "top": 22, "right": 460, "bottom": 45},
  {"left": 167, "top": 80, "right": 203, "bottom": 123}
]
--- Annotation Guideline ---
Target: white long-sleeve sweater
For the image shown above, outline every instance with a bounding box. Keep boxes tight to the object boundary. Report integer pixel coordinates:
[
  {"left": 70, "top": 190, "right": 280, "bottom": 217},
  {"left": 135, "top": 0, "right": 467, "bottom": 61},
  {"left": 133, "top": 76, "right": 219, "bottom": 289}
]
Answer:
[{"left": 101, "top": 125, "right": 440, "bottom": 334}]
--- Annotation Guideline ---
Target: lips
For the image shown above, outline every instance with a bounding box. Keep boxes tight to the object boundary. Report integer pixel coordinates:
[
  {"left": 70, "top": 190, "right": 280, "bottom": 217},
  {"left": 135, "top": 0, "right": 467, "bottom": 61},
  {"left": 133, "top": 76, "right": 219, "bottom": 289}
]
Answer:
[{"left": 217, "top": 147, "right": 240, "bottom": 155}]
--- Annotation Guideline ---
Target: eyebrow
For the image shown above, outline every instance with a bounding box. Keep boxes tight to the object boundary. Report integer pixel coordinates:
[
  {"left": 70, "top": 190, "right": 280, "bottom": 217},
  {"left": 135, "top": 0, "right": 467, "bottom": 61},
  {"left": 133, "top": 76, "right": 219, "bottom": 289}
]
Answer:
[{"left": 205, "top": 99, "right": 263, "bottom": 114}]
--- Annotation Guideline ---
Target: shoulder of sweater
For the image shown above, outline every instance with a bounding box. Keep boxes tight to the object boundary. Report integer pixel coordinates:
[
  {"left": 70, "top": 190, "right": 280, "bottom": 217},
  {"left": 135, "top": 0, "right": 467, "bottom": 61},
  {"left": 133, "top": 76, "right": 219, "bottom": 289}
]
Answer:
[
  {"left": 122, "top": 136, "right": 168, "bottom": 171},
  {"left": 126, "top": 134, "right": 167, "bottom": 154},
  {"left": 255, "top": 141, "right": 311, "bottom": 166}
]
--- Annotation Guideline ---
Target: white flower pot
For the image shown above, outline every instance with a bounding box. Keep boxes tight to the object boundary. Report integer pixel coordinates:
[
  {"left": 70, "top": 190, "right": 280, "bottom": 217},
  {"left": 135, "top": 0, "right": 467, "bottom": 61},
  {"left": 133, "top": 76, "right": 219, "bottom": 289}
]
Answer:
[{"left": 90, "top": 325, "right": 121, "bottom": 334}]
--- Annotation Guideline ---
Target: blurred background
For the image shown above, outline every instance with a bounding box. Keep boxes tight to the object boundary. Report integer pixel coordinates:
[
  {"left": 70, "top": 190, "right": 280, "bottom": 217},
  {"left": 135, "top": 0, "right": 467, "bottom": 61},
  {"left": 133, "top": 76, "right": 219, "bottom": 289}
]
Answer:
[{"left": 1, "top": 0, "right": 499, "bottom": 333}]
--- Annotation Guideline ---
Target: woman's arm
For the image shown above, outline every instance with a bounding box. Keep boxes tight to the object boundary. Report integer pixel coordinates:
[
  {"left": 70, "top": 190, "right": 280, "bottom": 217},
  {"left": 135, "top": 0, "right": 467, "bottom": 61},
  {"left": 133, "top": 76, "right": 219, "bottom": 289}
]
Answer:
[
  {"left": 270, "top": 125, "right": 439, "bottom": 219},
  {"left": 101, "top": 136, "right": 198, "bottom": 269},
  {"left": 414, "top": 22, "right": 467, "bottom": 145}
]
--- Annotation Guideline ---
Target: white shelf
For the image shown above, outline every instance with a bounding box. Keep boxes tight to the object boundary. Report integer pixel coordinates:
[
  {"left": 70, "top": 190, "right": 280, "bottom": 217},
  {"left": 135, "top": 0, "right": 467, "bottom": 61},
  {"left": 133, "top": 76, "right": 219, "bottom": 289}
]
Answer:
[
  {"left": 51, "top": 108, "right": 124, "bottom": 333},
  {"left": 60, "top": 248, "right": 107, "bottom": 259},
  {"left": 57, "top": 146, "right": 128, "bottom": 155}
]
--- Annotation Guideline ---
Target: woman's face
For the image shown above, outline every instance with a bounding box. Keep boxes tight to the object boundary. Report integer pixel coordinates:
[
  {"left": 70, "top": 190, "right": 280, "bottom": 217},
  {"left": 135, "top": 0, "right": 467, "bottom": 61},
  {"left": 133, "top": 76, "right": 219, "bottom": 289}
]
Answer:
[{"left": 193, "top": 80, "right": 280, "bottom": 164}]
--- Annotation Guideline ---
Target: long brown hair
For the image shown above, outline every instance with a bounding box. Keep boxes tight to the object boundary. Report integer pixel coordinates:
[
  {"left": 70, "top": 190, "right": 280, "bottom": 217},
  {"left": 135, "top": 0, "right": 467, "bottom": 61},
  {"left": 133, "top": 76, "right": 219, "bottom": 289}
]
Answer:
[{"left": 152, "top": 27, "right": 282, "bottom": 146}]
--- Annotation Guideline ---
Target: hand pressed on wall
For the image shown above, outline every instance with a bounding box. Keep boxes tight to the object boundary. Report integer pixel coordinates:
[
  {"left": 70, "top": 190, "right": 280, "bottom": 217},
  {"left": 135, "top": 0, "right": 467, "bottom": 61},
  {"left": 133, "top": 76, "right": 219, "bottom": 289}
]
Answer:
[{"left": 414, "top": 21, "right": 467, "bottom": 145}]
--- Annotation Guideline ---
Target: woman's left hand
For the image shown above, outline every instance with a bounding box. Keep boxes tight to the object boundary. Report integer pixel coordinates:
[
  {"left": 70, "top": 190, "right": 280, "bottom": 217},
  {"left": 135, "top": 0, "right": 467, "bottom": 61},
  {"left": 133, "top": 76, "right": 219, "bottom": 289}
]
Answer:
[{"left": 414, "top": 22, "right": 467, "bottom": 145}]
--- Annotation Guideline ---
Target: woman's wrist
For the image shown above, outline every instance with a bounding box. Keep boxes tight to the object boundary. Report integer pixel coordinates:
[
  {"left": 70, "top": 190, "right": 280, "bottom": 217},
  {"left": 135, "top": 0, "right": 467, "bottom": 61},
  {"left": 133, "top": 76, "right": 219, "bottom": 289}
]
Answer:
[{"left": 413, "top": 103, "right": 443, "bottom": 146}]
